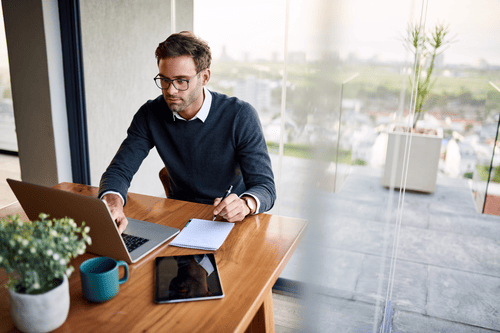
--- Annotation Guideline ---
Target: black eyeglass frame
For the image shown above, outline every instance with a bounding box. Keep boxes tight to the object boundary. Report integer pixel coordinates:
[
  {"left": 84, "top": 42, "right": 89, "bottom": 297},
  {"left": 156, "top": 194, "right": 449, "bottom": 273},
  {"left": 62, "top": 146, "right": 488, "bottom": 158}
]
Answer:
[{"left": 153, "top": 70, "right": 203, "bottom": 91}]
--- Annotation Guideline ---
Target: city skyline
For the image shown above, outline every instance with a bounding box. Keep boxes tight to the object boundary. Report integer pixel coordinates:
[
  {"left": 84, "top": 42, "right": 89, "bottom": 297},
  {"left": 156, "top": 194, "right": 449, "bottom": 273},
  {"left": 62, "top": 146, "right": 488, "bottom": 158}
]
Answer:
[{"left": 194, "top": 0, "right": 500, "bottom": 66}]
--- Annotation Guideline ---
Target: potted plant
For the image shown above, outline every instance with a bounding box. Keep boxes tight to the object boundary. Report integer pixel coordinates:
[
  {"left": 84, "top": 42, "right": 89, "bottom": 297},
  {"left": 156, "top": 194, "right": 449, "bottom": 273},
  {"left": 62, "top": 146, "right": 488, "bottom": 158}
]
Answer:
[
  {"left": 382, "top": 23, "right": 454, "bottom": 192},
  {"left": 0, "top": 213, "right": 91, "bottom": 333}
]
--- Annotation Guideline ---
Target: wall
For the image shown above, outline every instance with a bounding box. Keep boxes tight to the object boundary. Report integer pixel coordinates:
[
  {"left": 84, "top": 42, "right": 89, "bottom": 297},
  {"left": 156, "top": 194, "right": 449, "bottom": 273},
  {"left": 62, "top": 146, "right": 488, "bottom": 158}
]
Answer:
[
  {"left": 80, "top": 0, "right": 193, "bottom": 197},
  {"left": 2, "top": 0, "right": 72, "bottom": 186}
]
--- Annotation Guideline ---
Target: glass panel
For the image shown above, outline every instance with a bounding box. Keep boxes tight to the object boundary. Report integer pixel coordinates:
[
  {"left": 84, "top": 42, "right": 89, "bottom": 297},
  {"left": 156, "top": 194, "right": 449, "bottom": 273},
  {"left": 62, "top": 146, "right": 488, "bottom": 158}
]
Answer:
[
  {"left": 195, "top": 0, "right": 413, "bottom": 331},
  {"left": 193, "top": 0, "right": 288, "bottom": 210},
  {"left": 292, "top": 0, "right": 414, "bottom": 330},
  {"left": 0, "top": 3, "right": 21, "bottom": 208},
  {"left": 386, "top": 1, "right": 500, "bottom": 331},
  {"left": 0, "top": 4, "right": 16, "bottom": 153},
  {"left": 475, "top": 82, "right": 500, "bottom": 215}
]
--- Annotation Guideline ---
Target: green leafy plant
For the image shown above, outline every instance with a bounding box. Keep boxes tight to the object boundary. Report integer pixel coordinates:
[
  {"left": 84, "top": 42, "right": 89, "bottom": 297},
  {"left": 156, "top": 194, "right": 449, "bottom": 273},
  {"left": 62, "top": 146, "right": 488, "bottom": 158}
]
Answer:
[
  {"left": 0, "top": 214, "right": 91, "bottom": 294},
  {"left": 404, "top": 22, "right": 456, "bottom": 128}
]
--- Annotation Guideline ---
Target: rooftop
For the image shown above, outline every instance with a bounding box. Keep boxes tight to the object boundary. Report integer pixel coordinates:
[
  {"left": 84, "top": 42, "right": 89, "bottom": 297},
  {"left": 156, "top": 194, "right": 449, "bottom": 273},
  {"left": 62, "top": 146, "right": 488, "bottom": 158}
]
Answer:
[{"left": 272, "top": 154, "right": 500, "bottom": 332}]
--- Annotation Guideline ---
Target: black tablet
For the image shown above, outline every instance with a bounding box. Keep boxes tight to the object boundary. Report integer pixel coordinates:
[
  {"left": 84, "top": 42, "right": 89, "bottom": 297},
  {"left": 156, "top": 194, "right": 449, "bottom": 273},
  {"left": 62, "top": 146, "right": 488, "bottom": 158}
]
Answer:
[{"left": 154, "top": 254, "right": 224, "bottom": 303}]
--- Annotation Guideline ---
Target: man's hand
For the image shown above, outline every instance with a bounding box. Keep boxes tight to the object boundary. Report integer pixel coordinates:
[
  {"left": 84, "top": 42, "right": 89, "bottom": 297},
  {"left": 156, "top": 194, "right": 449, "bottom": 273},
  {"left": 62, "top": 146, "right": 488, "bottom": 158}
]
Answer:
[
  {"left": 213, "top": 193, "right": 253, "bottom": 222},
  {"left": 102, "top": 193, "right": 128, "bottom": 233}
]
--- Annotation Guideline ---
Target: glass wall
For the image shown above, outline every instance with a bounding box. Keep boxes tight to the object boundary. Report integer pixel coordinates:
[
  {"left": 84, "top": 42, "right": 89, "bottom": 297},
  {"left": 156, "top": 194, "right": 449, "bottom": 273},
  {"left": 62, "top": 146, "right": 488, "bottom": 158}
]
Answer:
[
  {"left": 0, "top": 4, "right": 16, "bottom": 153},
  {"left": 196, "top": 0, "right": 500, "bottom": 332},
  {"left": 473, "top": 83, "right": 500, "bottom": 215},
  {"left": 195, "top": 0, "right": 415, "bottom": 331},
  {"left": 382, "top": 1, "right": 500, "bottom": 332},
  {"left": 0, "top": 3, "right": 20, "bottom": 208}
]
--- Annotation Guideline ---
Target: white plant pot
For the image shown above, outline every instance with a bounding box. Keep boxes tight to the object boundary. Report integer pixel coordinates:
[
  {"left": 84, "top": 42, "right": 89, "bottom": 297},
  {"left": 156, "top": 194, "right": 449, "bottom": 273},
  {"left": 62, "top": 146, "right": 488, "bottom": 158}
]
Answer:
[
  {"left": 381, "top": 126, "right": 443, "bottom": 193},
  {"left": 8, "top": 274, "right": 70, "bottom": 333}
]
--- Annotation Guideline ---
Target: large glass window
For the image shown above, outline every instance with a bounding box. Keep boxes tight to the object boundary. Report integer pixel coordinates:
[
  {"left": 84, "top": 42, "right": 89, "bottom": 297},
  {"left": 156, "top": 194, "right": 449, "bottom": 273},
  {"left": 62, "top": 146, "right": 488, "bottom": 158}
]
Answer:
[
  {"left": 194, "top": 0, "right": 409, "bottom": 331},
  {"left": 195, "top": 0, "right": 500, "bottom": 332},
  {"left": 0, "top": 5, "right": 15, "bottom": 153},
  {"left": 0, "top": 3, "right": 20, "bottom": 207}
]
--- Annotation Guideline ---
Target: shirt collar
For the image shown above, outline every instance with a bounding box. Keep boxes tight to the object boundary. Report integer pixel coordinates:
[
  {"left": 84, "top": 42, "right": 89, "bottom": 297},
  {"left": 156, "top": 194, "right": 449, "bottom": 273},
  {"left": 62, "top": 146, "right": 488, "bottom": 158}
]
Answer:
[{"left": 173, "top": 87, "right": 212, "bottom": 122}]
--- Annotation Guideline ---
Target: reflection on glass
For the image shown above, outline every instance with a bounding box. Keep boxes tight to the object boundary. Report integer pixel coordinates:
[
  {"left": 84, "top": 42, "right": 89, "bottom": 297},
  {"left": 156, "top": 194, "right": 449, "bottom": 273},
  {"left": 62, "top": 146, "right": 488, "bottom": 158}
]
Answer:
[
  {"left": 473, "top": 82, "right": 500, "bottom": 214},
  {"left": 155, "top": 254, "right": 223, "bottom": 303},
  {"left": 0, "top": 5, "right": 16, "bottom": 152}
]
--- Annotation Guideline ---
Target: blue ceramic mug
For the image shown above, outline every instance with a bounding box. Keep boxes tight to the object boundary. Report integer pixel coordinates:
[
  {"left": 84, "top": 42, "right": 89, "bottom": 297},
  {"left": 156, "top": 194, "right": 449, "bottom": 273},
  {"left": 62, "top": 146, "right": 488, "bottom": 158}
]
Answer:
[{"left": 80, "top": 257, "right": 129, "bottom": 302}]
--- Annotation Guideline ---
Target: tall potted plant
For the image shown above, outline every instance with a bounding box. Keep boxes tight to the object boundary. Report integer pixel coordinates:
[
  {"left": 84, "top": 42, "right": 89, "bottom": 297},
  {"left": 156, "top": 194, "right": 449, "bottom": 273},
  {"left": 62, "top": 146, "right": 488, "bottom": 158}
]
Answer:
[
  {"left": 0, "top": 213, "right": 91, "bottom": 333},
  {"left": 407, "top": 22, "right": 454, "bottom": 128},
  {"left": 382, "top": 23, "right": 455, "bottom": 192}
]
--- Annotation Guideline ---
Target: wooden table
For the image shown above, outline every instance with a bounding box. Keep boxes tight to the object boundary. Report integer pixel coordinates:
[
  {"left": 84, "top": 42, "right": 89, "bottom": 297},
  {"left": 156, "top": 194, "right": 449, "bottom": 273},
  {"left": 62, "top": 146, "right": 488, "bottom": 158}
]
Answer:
[{"left": 0, "top": 183, "right": 307, "bottom": 333}]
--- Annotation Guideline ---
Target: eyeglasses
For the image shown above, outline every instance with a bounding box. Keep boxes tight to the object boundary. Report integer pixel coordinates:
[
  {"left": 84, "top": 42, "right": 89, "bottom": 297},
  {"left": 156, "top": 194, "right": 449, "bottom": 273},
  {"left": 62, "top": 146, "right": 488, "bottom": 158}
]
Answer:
[{"left": 154, "top": 70, "right": 203, "bottom": 91}]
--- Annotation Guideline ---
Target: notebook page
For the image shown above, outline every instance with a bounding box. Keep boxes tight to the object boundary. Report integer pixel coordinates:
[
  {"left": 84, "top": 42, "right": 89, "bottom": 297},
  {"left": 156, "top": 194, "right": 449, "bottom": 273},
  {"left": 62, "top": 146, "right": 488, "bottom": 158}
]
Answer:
[{"left": 169, "top": 219, "right": 234, "bottom": 250}]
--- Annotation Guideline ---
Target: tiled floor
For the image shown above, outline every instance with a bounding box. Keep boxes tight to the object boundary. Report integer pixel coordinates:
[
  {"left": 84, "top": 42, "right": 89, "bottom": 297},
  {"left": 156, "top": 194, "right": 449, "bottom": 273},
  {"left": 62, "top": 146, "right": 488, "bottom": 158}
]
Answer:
[{"left": 272, "top": 156, "right": 500, "bottom": 332}]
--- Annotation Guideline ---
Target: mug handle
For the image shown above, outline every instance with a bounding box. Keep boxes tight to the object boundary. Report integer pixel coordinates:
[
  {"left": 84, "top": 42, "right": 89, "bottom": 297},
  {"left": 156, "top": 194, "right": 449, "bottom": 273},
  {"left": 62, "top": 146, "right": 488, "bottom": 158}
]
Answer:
[{"left": 117, "top": 260, "right": 129, "bottom": 284}]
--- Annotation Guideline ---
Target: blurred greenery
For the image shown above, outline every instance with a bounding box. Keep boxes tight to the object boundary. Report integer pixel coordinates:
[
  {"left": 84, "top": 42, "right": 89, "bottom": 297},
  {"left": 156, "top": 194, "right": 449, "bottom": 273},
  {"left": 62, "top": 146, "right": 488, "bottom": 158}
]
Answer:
[
  {"left": 475, "top": 165, "right": 500, "bottom": 183},
  {"left": 476, "top": 164, "right": 491, "bottom": 182},
  {"left": 492, "top": 166, "right": 500, "bottom": 183},
  {"left": 267, "top": 142, "right": 352, "bottom": 164},
  {"left": 211, "top": 61, "right": 500, "bottom": 116}
]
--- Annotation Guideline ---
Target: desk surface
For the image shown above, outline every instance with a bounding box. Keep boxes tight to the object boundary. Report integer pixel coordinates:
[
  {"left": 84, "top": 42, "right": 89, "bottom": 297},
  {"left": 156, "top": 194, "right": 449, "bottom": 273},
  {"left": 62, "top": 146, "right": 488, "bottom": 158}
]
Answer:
[{"left": 0, "top": 183, "right": 307, "bottom": 333}]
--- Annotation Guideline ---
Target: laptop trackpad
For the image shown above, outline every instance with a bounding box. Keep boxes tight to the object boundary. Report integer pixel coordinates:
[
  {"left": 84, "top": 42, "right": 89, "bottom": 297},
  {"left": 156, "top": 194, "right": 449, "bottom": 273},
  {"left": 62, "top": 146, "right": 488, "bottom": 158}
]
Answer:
[{"left": 122, "top": 218, "right": 179, "bottom": 261}]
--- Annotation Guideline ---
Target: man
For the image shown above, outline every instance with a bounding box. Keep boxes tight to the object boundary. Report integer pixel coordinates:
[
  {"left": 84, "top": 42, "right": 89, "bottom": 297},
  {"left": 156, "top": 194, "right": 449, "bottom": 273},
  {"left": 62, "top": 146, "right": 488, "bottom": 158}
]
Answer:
[{"left": 98, "top": 31, "right": 276, "bottom": 233}]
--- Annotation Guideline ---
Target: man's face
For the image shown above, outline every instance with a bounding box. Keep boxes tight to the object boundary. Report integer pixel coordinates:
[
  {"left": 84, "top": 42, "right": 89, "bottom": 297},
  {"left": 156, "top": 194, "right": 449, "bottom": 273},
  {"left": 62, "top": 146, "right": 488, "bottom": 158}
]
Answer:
[{"left": 157, "top": 55, "right": 208, "bottom": 117}]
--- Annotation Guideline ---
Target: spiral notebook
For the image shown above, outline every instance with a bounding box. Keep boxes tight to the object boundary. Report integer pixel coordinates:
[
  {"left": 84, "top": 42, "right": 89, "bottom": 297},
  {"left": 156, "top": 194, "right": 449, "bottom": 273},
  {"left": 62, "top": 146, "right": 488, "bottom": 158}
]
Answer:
[{"left": 169, "top": 219, "right": 234, "bottom": 251}]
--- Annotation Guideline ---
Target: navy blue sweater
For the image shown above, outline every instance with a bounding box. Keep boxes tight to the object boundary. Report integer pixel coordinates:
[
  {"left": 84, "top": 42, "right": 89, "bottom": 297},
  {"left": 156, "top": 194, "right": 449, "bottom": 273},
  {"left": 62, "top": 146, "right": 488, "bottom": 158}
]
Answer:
[{"left": 98, "top": 91, "right": 276, "bottom": 213}]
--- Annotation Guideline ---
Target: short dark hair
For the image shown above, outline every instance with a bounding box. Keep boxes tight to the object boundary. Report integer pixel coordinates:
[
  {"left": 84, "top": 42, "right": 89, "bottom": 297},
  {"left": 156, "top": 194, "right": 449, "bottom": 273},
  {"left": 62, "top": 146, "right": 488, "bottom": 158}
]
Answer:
[{"left": 155, "top": 31, "right": 211, "bottom": 72}]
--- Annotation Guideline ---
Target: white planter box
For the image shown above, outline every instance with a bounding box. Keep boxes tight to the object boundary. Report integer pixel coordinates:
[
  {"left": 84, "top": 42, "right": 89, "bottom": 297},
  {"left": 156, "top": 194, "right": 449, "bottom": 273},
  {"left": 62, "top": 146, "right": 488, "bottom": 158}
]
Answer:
[{"left": 381, "top": 126, "right": 443, "bottom": 193}]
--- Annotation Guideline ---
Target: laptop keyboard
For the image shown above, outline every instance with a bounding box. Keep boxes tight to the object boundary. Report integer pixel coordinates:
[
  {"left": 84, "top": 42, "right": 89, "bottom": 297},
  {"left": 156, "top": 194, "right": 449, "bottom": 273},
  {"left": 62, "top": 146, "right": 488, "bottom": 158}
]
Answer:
[{"left": 122, "top": 233, "right": 149, "bottom": 252}]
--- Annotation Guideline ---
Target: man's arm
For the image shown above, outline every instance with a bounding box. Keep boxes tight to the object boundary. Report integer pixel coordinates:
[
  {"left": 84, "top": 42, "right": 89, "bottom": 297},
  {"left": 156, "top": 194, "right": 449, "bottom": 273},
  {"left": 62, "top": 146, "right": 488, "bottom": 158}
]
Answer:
[
  {"left": 234, "top": 103, "right": 276, "bottom": 213},
  {"left": 213, "top": 103, "right": 276, "bottom": 222},
  {"left": 98, "top": 105, "right": 154, "bottom": 202}
]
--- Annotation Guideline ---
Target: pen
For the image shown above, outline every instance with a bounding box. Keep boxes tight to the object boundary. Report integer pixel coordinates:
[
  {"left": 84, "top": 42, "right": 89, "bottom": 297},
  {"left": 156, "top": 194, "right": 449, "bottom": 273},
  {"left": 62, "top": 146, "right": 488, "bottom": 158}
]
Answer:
[{"left": 213, "top": 185, "right": 233, "bottom": 221}]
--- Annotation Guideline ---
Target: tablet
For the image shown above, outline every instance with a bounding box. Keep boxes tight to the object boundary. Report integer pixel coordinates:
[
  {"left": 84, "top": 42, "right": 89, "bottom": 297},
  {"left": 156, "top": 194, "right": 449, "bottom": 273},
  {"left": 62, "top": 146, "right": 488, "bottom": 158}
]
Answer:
[{"left": 154, "top": 254, "right": 224, "bottom": 303}]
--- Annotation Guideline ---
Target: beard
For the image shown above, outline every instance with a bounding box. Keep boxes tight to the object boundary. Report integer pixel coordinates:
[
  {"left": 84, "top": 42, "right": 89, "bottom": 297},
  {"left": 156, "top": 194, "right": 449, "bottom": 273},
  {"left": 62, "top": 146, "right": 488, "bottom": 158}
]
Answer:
[{"left": 163, "top": 79, "right": 202, "bottom": 114}]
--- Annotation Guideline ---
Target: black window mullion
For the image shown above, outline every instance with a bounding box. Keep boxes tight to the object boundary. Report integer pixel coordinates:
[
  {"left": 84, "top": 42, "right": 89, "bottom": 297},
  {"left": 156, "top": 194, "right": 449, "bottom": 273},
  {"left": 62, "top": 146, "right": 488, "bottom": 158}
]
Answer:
[{"left": 58, "top": 0, "right": 90, "bottom": 185}]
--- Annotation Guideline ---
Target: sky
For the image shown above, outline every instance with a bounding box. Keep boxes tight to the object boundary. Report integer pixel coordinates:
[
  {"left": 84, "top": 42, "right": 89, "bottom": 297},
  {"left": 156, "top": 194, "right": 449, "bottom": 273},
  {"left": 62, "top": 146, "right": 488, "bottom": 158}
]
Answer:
[
  {"left": 0, "top": 1, "right": 498, "bottom": 69},
  {"left": 194, "top": 0, "right": 500, "bottom": 66}
]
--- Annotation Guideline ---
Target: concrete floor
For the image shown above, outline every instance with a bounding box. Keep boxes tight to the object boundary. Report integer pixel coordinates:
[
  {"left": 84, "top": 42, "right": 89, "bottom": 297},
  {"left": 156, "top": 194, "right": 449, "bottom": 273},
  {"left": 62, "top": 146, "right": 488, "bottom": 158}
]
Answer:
[{"left": 271, "top": 155, "right": 500, "bottom": 332}]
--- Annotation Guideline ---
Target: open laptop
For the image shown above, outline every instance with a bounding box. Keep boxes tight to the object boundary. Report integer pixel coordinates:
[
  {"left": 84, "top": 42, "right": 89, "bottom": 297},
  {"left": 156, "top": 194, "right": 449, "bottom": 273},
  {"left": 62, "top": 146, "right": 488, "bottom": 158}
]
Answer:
[{"left": 7, "top": 179, "right": 180, "bottom": 264}]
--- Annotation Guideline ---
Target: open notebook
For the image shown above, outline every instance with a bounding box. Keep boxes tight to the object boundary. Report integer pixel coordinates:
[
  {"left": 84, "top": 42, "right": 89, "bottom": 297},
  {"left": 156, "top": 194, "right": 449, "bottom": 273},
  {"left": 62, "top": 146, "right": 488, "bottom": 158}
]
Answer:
[{"left": 169, "top": 219, "right": 234, "bottom": 251}]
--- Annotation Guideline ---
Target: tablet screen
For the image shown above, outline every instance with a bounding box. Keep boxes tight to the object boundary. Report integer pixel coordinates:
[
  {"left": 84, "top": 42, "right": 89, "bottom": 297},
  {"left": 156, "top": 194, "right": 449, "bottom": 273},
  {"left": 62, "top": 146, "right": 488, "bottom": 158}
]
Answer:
[{"left": 154, "top": 254, "right": 224, "bottom": 303}]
